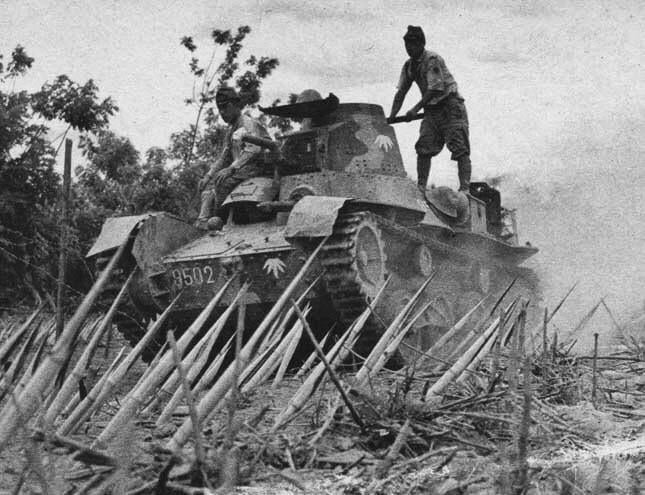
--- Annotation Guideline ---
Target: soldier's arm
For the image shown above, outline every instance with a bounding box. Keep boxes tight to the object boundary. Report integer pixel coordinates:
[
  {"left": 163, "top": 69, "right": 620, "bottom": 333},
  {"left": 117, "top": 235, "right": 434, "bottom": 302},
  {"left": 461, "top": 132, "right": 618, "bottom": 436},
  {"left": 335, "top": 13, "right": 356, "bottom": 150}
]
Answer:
[
  {"left": 206, "top": 141, "right": 232, "bottom": 178},
  {"left": 389, "top": 64, "right": 412, "bottom": 119},
  {"left": 228, "top": 118, "right": 265, "bottom": 171}
]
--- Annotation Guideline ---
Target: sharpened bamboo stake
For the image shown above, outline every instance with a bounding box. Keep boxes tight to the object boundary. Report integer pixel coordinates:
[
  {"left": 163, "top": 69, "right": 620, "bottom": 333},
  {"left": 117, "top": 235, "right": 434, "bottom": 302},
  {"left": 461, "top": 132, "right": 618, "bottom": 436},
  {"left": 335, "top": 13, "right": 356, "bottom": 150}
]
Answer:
[
  {"left": 354, "top": 272, "right": 436, "bottom": 385},
  {"left": 271, "top": 317, "right": 304, "bottom": 389},
  {"left": 155, "top": 287, "right": 247, "bottom": 426},
  {"left": 150, "top": 284, "right": 248, "bottom": 417},
  {"left": 425, "top": 315, "right": 501, "bottom": 403},
  {"left": 96, "top": 276, "right": 236, "bottom": 444},
  {"left": 242, "top": 308, "right": 310, "bottom": 394},
  {"left": 418, "top": 296, "right": 487, "bottom": 367},
  {"left": 61, "top": 294, "right": 180, "bottom": 438},
  {"left": 0, "top": 240, "right": 128, "bottom": 450},
  {"left": 294, "top": 331, "right": 330, "bottom": 380},
  {"left": 44, "top": 271, "right": 135, "bottom": 426},
  {"left": 166, "top": 239, "right": 327, "bottom": 451},
  {"left": 0, "top": 304, "right": 44, "bottom": 367},
  {"left": 293, "top": 301, "right": 365, "bottom": 429},
  {"left": 271, "top": 277, "right": 391, "bottom": 432},
  {"left": 56, "top": 347, "right": 127, "bottom": 435}
]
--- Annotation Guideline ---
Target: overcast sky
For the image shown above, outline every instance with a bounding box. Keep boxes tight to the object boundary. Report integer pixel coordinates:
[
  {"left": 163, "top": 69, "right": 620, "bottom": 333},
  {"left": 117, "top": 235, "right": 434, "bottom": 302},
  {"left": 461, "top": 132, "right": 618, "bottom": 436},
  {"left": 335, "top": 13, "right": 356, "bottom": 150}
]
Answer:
[{"left": 2, "top": 0, "right": 644, "bottom": 329}]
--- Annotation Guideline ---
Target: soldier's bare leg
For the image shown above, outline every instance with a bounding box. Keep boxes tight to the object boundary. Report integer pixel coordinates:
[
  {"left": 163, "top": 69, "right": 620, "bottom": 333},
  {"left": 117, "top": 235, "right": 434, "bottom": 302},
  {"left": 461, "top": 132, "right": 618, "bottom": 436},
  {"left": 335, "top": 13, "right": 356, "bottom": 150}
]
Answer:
[
  {"left": 457, "top": 155, "right": 471, "bottom": 192},
  {"left": 417, "top": 154, "right": 432, "bottom": 190},
  {"left": 197, "top": 189, "right": 216, "bottom": 224}
]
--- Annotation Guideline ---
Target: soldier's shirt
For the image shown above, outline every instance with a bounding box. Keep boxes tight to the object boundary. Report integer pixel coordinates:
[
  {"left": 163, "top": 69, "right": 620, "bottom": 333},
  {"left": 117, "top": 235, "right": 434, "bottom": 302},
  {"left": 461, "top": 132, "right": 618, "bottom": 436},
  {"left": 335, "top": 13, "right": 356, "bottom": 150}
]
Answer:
[
  {"left": 219, "top": 113, "right": 270, "bottom": 170},
  {"left": 397, "top": 50, "right": 459, "bottom": 106}
]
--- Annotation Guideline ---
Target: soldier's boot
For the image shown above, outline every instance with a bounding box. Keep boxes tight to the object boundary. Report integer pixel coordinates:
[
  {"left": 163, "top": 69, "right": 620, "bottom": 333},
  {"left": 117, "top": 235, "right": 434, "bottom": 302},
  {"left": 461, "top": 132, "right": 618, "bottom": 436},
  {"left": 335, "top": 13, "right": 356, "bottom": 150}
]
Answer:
[
  {"left": 417, "top": 154, "right": 432, "bottom": 190},
  {"left": 457, "top": 155, "right": 472, "bottom": 193}
]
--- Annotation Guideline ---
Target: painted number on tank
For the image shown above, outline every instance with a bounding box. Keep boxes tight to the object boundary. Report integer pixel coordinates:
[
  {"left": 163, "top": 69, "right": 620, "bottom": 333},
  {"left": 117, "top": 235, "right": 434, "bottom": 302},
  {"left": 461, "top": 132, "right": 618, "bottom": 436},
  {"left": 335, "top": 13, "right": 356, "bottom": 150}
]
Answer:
[{"left": 171, "top": 266, "right": 216, "bottom": 289}]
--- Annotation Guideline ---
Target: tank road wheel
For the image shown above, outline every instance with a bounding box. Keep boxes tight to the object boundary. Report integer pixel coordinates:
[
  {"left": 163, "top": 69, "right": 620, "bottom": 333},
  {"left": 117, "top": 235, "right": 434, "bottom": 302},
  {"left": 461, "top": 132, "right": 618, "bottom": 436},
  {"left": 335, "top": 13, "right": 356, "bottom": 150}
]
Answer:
[{"left": 321, "top": 212, "right": 387, "bottom": 351}]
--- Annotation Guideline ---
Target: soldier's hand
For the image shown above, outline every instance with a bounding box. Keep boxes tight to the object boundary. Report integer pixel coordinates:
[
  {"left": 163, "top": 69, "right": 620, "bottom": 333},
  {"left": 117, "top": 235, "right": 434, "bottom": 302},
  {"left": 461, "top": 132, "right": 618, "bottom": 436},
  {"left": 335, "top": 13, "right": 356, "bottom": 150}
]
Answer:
[
  {"left": 405, "top": 108, "right": 419, "bottom": 119},
  {"left": 213, "top": 167, "right": 235, "bottom": 187},
  {"left": 232, "top": 127, "right": 248, "bottom": 142}
]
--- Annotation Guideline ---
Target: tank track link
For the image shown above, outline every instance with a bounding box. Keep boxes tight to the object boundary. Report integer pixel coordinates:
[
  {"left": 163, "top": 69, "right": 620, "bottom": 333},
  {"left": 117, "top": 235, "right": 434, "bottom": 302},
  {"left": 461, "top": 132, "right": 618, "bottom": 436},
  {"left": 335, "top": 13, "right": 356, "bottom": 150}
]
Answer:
[{"left": 320, "top": 212, "right": 387, "bottom": 356}]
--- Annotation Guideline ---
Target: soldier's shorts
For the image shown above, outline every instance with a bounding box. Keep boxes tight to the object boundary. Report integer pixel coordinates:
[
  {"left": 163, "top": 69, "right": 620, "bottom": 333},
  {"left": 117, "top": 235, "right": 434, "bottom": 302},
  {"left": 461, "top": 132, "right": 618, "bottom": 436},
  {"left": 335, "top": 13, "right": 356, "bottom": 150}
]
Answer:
[
  {"left": 198, "top": 162, "right": 263, "bottom": 221},
  {"left": 416, "top": 95, "right": 470, "bottom": 160}
]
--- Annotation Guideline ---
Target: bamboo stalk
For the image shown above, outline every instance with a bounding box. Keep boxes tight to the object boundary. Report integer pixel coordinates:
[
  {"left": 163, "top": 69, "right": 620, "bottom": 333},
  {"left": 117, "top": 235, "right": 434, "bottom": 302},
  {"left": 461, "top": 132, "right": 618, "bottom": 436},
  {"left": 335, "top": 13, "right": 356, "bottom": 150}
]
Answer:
[
  {"left": 150, "top": 284, "right": 248, "bottom": 417},
  {"left": 95, "top": 276, "right": 236, "bottom": 444},
  {"left": 61, "top": 294, "right": 180, "bottom": 439},
  {"left": 56, "top": 347, "right": 127, "bottom": 435},
  {"left": 0, "top": 304, "right": 44, "bottom": 367},
  {"left": 376, "top": 419, "right": 410, "bottom": 478},
  {"left": 271, "top": 316, "right": 304, "bottom": 389},
  {"left": 270, "top": 276, "right": 391, "bottom": 432},
  {"left": 354, "top": 272, "right": 436, "bottom": 385},
  {"left": 44, "top": 271, "right": 135, "bottom": 426},
  {"left": 166, "top": 331, "right": 207, "bottom": 480},
  {"left": 425, "top": 316, "right": 501, "bottom": 403},
  {"left": 166, "top": 238, "right": 327, "bottom": 451},
  {"left": 155, "top": 288, "right": 247, "bottom": 425},
  {"left": 0, "top": 240, "right": 128, "bottom": 450},
  {"left": 239, "top": 314, "right": 307, "bottom": 394},
  {"left": 417, "top": 296, "right": 487, "bottom": 367},
  {"left": 294, "top": 331, "right": 330, "bottom": 380},
  {"left": 293, "top": 301, "right": 364, "bottom": 429}
]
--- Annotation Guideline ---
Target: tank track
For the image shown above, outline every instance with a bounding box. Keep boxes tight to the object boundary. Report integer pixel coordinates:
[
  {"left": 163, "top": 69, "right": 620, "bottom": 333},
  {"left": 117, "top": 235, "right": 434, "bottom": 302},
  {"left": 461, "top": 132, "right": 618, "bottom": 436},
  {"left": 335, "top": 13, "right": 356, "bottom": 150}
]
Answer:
[{"left": 320, "top": 212, "right": 387, "bottom": 356}]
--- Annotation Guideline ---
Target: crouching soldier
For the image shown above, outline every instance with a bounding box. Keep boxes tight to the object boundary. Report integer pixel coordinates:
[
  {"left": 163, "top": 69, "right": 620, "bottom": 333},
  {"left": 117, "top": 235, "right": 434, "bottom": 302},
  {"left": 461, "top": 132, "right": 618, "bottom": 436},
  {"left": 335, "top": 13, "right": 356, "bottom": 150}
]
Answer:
[{"left": 197, "top": 86, "right": 270, "bottom": 229}]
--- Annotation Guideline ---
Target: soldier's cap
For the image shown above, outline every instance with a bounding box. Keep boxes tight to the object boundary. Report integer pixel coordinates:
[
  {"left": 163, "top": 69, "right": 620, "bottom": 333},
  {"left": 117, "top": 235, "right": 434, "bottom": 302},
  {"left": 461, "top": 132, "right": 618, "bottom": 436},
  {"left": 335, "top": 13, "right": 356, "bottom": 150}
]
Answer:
[
  {"left": 403, "top": 25, "right": 425, "bottom": 45},
  {"left": 215, "top": 86, "right": 241, "bottom": 105}
]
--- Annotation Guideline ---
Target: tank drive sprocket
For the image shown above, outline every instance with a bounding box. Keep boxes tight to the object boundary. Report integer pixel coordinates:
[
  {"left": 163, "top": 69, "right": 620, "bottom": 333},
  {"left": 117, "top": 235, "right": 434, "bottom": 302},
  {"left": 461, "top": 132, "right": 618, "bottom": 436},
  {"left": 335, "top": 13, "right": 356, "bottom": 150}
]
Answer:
[{"left": 320, "top": 212, "right": 389, "bottom": 354}]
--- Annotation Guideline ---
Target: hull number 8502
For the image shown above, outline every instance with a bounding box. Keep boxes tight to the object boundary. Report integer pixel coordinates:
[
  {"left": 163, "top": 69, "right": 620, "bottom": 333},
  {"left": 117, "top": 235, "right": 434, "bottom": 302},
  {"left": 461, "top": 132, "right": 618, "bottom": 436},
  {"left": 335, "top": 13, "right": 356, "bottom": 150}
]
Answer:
[{"left": 171, "top": 266, "right": 216, "bottom": 289}]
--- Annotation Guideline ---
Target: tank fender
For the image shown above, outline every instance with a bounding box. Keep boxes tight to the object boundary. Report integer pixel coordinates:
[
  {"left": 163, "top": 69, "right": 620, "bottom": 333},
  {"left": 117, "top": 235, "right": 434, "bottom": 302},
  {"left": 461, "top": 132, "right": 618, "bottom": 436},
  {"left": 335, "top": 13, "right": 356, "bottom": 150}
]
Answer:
[
  {"left": 86, "top": 213, "right": 154, "bottom": 258},
  {"left": 284, "top": 195, "right": 350, "bottom": 239}
]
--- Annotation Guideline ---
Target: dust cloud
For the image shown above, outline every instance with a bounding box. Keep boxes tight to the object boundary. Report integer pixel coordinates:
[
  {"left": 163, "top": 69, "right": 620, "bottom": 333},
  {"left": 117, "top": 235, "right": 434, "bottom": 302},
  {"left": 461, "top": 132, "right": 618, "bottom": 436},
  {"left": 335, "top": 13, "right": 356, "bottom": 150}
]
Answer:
[{"left": 493, "top": 116, "right": 645, "bottom": 342}]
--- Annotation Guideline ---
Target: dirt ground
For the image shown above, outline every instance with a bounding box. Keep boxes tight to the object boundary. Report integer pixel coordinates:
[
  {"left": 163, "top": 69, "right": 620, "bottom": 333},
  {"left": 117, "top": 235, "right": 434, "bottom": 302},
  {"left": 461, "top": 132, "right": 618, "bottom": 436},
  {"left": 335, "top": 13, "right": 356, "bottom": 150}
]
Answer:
[{"left": 0, "top": 309, "right": 644, "bottom": 494}]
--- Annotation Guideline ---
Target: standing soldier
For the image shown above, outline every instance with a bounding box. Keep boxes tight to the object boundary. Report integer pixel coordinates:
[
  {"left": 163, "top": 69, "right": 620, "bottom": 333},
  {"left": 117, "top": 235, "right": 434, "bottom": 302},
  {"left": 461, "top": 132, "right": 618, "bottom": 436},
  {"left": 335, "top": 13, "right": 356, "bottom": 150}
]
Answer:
[
  {"left": 197, "top": 86, "right": 270, "bottom": 229},
  {"left": 389, "top": 26, "right": 471, "bottom": 193}
]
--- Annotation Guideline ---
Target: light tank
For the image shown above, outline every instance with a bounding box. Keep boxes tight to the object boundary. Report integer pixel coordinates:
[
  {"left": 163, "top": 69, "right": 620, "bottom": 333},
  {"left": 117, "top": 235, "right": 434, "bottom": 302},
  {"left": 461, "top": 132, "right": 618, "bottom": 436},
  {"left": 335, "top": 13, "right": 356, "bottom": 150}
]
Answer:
[{"left": 87, "top": 94, "right": 538, "bottom": 361}]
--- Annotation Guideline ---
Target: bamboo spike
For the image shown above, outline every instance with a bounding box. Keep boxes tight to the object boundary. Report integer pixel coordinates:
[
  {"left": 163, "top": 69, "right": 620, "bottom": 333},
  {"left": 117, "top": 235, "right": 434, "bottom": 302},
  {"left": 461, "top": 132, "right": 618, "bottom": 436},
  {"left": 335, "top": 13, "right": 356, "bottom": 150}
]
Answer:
[
  {"left": 457, "top": 310, "right": 509, "bottom": 383},
  {"left": 259, "top": 275, "right": 321, "bottom": 355},
  {"left": 294, "top": 330, "right": 330, "bottom": 380},
  {"left": 0, "top": 240, "right": 129, "bottom": 450},
  {"left": 370, "top": 299, "right": 435, "bottom": 377},
  {"left": 425, "top": 315, "right": 501, "bottom": 403},
  {"left": 44, "top": 271, "right": 135, "bottom": 426},
  {"left": 148, "top": 284, "right": 248, "bottom": 416},
  {"left": 154, "top": 287, "right": 247, "bottom": 426},
  {"left": 62, "top": 293, "right": 180, "bottom": 439},
  {"left": 271, "top": 316, "right": 305, "bottom": 389},
  {"left": 355, "top": 272, "right": 436, "bottom": 385},
  {"left": 57, "top": 347, "right": 127, "bottom": 435},
  {"left": 187, "top": 333, "right": 234, "bottom": 399},
  {"left": 547, "top": 283, "right": 577, "bottom": 323},
  {"left": 167, "top": 239, "right": 327, "bottom": 451},
  {"left": 563, "top": 299, "right": 602, "bottom": 346},
  {"left": 0, "top": 304, "right": 44, "bottom": 367},
  {"left": 96, "top": 276, "right": 236, "bottom": 445},
  {"left": 293, "top": 301, "right": 364, "bottom": 429},
  {"left": 270, "top": 277, "right": 391, "bottom": 432},
  {"left": 242, "top": 308, "right": 310, "bottom": 394},
  {"left": 0, "top": 318, "right": 44, "bottom": 399},
  {"left": 415, "top": 296, "right": 487, "bottom": 368}
]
